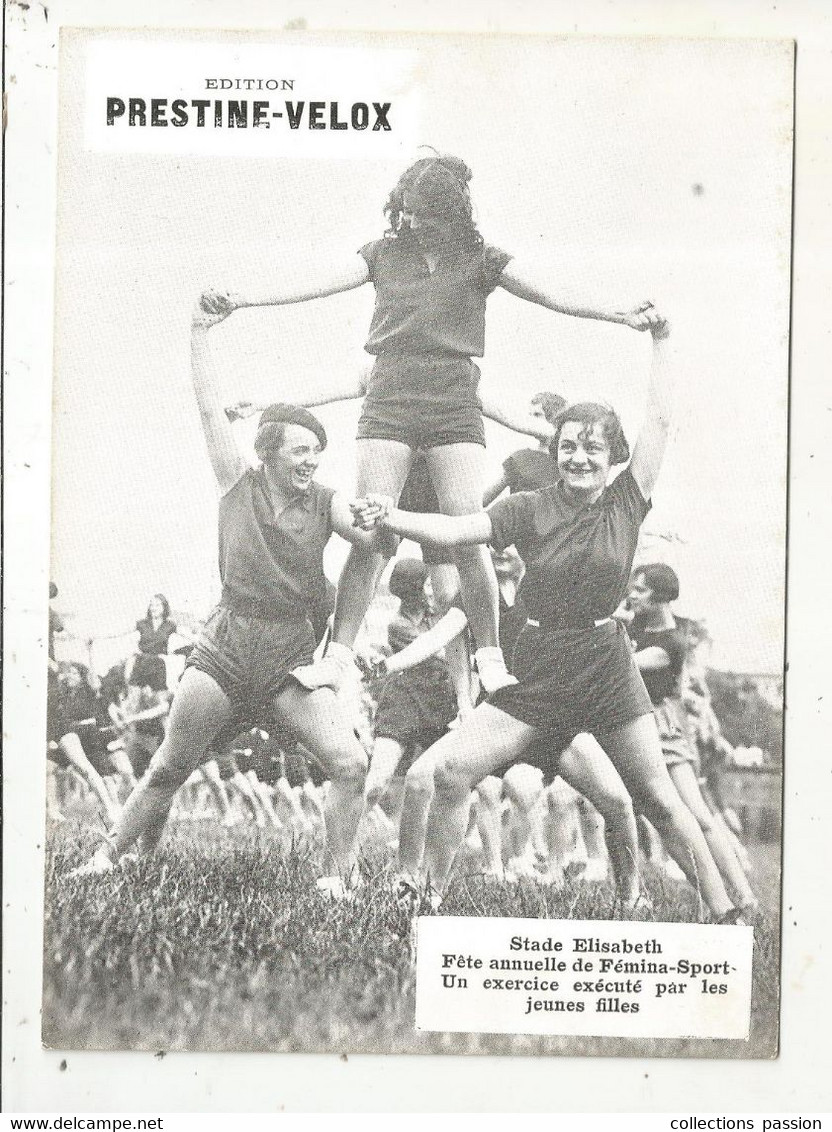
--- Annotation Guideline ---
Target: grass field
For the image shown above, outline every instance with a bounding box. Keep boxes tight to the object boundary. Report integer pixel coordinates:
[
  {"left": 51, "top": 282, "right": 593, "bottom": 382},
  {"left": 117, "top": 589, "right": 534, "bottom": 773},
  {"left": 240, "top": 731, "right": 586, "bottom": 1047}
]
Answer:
[{"left": 43, "top": 815, "right": 780, "bottom": 1059}]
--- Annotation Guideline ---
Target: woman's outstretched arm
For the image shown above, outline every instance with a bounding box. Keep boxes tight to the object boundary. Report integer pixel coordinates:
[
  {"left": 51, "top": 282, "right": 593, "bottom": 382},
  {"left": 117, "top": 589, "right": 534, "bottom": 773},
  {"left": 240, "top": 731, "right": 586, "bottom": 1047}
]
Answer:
[
  {"left": 201, "top": 255, "right": 370, "bottom": 315},
  {"left": 224, "top": 357, "right": 371, "bottom": 421},
  {"left": 382, "top": 608, "right": 470, "bottom": 676},
  {"left": 498, "top": 259, "right": 656, "bottom": 332},
  {"left": 190, "top": 305, "right": 248, "bottom": 494},
  {"left": 479, "top": 391, "right": 555, "bottom": 441},
  {"left": 352, "top": 496, "right": 493, "bottom": 549},
  {"left": 628, "top": 315, "right": 674, "bottom": 501}
]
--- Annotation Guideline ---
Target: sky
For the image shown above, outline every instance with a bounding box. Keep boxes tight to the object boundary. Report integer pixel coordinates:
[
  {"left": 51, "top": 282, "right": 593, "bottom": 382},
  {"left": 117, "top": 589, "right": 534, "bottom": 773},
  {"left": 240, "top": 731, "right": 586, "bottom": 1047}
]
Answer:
[{"left": 50, "top": 31, "right": 792, "bottom": 673}]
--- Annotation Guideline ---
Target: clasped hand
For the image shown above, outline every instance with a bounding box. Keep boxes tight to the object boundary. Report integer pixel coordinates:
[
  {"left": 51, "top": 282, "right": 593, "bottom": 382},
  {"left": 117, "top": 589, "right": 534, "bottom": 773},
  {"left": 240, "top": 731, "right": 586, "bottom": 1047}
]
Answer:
[{"left": 349, "top": 494, "right": 393, "bottom": 530}]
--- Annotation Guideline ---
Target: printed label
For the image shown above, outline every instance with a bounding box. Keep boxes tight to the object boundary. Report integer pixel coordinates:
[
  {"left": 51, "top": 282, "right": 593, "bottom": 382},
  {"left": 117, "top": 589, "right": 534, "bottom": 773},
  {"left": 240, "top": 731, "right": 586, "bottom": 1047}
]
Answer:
[
  {"left": 415, "top": 917, "right": 753, "bottom": 1039},
  {"left": 82, "top": 40, "right": 420, "bottom": 157}
]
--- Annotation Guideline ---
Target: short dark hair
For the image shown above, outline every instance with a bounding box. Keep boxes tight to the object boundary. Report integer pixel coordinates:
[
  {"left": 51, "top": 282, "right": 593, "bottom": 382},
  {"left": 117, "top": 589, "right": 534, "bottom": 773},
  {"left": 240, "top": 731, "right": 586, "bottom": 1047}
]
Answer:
[
  {"left": 531, "top": 391, "right": 567, "bottom": 425},
  {"left": 549, "top": 402, "right": 630, "bottom": 466},
  {"left": 637, "top": 562, "right": 680, "bottom": 604},
  {"left": 388, "top": 557, "right": 430, "bottom": 605}
]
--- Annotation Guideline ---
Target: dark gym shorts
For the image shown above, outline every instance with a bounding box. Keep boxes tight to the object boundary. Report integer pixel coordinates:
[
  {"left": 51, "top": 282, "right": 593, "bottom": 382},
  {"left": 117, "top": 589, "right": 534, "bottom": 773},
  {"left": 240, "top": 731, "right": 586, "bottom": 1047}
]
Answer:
[
  {"left": 357, "top": 355, "right": 486, "bottom": 449},
  {"left": 489, "top": 618, "right": 653, "bottom": 776},
  {"left": 186, "top": 604, "right": 316, "bottom": 723},
  {"left": 373, "top": 659, "right": 457, "bottom": 752},
  {"left": 653, "top": 696, "right": 700, "bottom": 770}
]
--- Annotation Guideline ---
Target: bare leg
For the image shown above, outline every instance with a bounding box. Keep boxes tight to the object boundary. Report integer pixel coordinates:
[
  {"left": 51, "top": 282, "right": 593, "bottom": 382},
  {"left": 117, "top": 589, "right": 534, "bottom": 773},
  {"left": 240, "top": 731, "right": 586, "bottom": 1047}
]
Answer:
[
  {"left": 577, "top": 798, "right": 609, "bottom": 879},
  {"left": 46, "top": 760, "right": 65, "bottom": 823},
  {"left": 601, "top": 715, "right": 734, "bottom": 920},
  {"left": 199, "top": 758, "right": 235, "bottom": 824},
  {"left": 332, "top": 439, "right": 414, "bottom": 648},
  {"left": 273, "top": 774, "right": 313, "bottom": 838},
  {"left": 429, "top": 563, "right": 475, "bottom": 716},
  {"left": 501, "top": 763, "right": 546, "bottom": 878},
  {"left": 426, "top": 444, "right": 500, "bottom": 651},
  {"left": 669, "top": 761, "right": 757, "bottom": 909},
  {"left": 107, "top": 746, "right": 138, "bottom": 798},
  {"left": 557, "top": 735, "right": 639, "bottom": 903},
  {"left": 364, "top": 737, "right": 406, "bottom": 810},
  {"left": 539, "top": 780, "right": 577, "bottom": 884},
  {"left": 246, "top": 770, "right": 283, "bottom": 829},
  {"left": 273, "top": 682, "right": 368, "bottom": 879},
  {"left": 232, "top": 769, "right": 267, "bottom": 825},
  {"left": 473, "top": 776, "right": 504, "bottom": 877},
  {"left": 299, "top": 781, "right": 327, "bottom": 841},
  {"left": 421, "top": 703, "right": 538, "bottom": 894},
  {"left": 107, "top": 669, "right": 234, "bottom": 858},
  {"left": 59, "top": 733, "right": 121, "bottom": 825},
  {"left": 397, "top": 745, "right": 443, "bottom": 878}
]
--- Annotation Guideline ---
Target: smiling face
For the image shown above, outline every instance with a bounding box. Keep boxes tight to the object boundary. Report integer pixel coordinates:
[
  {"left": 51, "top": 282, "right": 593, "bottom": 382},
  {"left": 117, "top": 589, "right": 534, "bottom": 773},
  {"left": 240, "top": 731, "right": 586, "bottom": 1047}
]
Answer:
[
  {"left": 265, "top": 423, "right": 321, "bottom": 495},
  {"left": 556, "top": 421, "right": 611, "bottom": 498}
]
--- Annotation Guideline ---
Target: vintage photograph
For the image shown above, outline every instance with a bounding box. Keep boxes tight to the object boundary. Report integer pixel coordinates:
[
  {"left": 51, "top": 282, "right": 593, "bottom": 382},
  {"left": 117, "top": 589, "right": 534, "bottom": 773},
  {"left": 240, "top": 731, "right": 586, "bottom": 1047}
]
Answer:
[{"left": 41, "top": 27, "right": 791, "bottom": 1058}]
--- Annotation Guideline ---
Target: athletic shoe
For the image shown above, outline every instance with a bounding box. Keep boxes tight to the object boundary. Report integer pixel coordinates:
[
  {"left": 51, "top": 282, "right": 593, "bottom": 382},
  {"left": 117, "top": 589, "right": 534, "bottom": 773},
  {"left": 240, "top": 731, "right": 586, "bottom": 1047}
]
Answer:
[
  {"left": 66, "top": 847, "right": 115, "bottom": 879},
  {"left": 474, "top": 648, "right": 518, "bottom": 695}
]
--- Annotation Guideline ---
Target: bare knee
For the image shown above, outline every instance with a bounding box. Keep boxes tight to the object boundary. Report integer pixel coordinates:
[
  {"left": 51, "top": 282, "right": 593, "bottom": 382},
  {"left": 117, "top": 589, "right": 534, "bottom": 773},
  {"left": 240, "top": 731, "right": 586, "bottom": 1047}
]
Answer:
[
  {"left": 504, "top": 764, "right": 544, "bottom": 812},
  {"left": 404, "top": 761, "right": 437, "bottom": 805},
  {"left": 145, "top": 745, "right": 192, "bottom": 793},
  {"left": 433, "top": 756, "right": 474, "bottom": 801},
  {"left": 323, "top": 743, "right": 368, "bottom": 789},
  {"left": 594, "top": 788, "right": 633, "bottom": 831}
]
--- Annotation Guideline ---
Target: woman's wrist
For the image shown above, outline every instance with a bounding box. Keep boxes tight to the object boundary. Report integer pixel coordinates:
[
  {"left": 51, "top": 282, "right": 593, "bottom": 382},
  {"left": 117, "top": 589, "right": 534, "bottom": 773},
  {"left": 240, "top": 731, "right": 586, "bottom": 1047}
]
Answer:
[{"left": 380, "top": 507, "right": 403, "bottom": 534}]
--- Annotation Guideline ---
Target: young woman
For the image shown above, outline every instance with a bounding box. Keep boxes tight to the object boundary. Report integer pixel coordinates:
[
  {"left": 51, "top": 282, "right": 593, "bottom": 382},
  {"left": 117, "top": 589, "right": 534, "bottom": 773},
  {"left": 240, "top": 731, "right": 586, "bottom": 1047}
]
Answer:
[
  {"left": 202, "top": 152, "right": 656, "bottom": 694},
  {"left": 353, "top": 316, "right": 743, "bottom": 923},
  {"left": 372, "top": 546, "right": 642, "bottom": 908},
  {"left": 362, "top": 557, "right": 462, "bottom": 862},
  {"left": 628, "top": 564, "right": 758, "bottom": 914},
  {"left": 134, "top": 595, "right": 178, "bottom": 656},
  {"left": 68, "top": 301, "right": 377, "bottom": 895}
]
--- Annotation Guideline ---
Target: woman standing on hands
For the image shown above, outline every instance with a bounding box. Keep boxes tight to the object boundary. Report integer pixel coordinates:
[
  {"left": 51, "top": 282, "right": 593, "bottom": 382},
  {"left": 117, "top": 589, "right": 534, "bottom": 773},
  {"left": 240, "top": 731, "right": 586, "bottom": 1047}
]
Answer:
[
  {"left": 201, "top": 153, "right": 657, "bottom": 695},
  {"left": 353, "top": 315, "right": 742, "bottom": 923},
  {"left": 69, "top": 301, "right": 375, "bottom": 897}
]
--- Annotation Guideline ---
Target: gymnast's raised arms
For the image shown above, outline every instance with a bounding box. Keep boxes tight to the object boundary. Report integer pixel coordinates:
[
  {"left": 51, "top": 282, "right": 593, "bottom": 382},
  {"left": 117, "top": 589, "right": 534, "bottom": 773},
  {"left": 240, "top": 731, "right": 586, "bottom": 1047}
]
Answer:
[
  {"left": 190, "top": 302, "right": 248, "bottom": 496},
  {"left": 627, "top": 315, "right": 674, "bottom": 503}
]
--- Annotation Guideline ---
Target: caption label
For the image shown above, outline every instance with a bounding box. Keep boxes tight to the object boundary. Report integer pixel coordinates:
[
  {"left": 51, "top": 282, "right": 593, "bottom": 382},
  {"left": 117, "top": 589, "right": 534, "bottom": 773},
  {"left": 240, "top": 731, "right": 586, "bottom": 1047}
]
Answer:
[{"left": 415, "top": 917, "right": 753, "bottom": 1039}]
